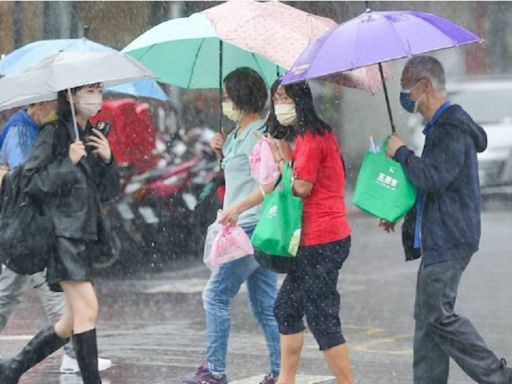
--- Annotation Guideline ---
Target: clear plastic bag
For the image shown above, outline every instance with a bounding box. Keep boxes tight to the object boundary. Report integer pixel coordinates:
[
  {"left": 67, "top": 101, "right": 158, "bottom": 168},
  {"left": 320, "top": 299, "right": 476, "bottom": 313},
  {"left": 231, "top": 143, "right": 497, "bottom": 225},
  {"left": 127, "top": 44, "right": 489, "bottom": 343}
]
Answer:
[{"left": 249, "top": 138, "right": 280, "bottom": 184}]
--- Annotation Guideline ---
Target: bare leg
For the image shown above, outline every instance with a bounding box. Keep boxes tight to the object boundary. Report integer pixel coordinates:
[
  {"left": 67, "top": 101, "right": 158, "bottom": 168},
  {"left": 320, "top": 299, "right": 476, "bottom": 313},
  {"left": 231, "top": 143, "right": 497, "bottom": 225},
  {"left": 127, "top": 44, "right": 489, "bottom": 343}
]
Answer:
[
  {"left": 60, "top": 281, "right": 98, "bottom": 333},
  {"left": 323, "top": 344, "right": 355, "bottom": 384},
  {"left": 275, "top": 332, "right": 304, "bottom": 384},
  {"left": 60, "top": 281, "right": 101, "bottom": 384},
  {"left": 54, "top": 292, "right": 74, "bottom": 339}
]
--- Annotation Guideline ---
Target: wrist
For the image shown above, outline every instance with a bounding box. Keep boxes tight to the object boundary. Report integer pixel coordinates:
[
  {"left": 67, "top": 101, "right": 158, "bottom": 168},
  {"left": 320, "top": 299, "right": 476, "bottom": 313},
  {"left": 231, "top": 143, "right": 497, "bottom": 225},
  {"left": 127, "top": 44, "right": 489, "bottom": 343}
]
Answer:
[
  {"left": 231, "top": 204, "right": 243, "bottom": 215},
  {"left": 103, "top": 153, "right": 113, "bottom": 165},
  {"left": 394, "top": 145, "right": 409, "bottom": 162}
]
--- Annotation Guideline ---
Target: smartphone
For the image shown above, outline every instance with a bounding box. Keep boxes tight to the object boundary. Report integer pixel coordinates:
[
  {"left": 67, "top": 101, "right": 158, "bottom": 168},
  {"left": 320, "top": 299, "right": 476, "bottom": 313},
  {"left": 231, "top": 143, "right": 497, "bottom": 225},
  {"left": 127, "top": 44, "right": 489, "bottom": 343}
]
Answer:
[{"left": 94, "top": 121, "right": 112, "bottom": 137}]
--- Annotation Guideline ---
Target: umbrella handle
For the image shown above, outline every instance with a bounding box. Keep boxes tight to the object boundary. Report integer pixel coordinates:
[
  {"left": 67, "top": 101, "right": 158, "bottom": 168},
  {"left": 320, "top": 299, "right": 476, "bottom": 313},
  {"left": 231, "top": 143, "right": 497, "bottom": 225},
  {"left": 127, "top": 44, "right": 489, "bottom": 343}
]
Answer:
[
  {"left": 218, "top": 40, "right": 224, "bottom": 168},
  {"left": 378, "top": 63, "right": 396, "bottom": 133},
  {"left": 218, "top": 40, "right": 224, "bottom": 133},
  {"left": 67, "top": 88, "right": 80, "bottom": 141}
]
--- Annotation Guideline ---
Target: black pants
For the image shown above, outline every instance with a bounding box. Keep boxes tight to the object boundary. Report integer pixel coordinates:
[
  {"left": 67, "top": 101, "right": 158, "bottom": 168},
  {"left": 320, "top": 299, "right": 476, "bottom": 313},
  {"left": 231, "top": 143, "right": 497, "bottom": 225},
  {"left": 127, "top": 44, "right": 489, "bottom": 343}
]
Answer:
[{"left": 274, "top": 237, "right": 350, "bottom": 350}]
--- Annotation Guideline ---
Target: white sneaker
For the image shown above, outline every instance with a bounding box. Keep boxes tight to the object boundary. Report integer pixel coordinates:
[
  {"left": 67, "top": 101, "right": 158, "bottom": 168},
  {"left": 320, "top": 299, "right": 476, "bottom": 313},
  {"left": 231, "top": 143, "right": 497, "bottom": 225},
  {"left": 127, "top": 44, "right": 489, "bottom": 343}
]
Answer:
[{"left": 60, "top": 353, "right": 113, "bottom": 374}]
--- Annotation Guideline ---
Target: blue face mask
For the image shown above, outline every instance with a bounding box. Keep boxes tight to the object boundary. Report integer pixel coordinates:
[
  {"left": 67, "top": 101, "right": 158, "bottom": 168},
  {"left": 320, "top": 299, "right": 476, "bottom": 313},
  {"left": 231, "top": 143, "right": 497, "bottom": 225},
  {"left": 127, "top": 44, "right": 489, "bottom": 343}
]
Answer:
[
  {"left": 399, "top": 80, "right": 424, "bottom": 114},
  {"left": 400, "top": 91, "right": 416, "bottom": 113}
]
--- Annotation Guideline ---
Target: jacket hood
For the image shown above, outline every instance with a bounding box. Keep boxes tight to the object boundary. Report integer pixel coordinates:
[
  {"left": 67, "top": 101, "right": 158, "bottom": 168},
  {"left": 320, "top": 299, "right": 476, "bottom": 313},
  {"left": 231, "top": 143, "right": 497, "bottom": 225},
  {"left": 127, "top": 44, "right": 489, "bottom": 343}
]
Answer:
[{"left": 439, "top": 104, "right": 487, "bottom": 153}]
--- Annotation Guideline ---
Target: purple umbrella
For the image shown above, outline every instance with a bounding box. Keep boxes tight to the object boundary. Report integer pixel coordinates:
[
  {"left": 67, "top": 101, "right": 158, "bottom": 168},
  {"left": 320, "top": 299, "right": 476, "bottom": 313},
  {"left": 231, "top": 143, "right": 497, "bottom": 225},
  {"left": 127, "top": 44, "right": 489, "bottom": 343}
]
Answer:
[{"left": 282, "top": 10, "right": 483, "bottom": 132}]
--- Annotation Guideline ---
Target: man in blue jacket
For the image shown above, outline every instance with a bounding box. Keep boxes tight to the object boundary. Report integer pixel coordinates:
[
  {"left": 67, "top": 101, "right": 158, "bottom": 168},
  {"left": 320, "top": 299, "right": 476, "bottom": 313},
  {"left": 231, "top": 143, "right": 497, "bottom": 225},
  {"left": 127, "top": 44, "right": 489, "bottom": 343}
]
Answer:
[
  {"left": 384, "top": 55, "right": 512, "bottom": 383},
  {"left": 0, "top": 101, "right": 112, "bottom": 374}
]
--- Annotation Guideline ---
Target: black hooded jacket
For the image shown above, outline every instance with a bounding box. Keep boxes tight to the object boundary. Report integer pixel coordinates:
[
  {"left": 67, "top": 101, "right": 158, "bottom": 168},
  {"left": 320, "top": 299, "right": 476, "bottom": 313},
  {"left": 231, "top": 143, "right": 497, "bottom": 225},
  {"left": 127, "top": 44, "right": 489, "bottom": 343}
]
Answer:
[
  {"left": 22, "top": 118, "right": 119, "bottom": 241},
  {"left": 395, "top": 104, "right": 487, "bottom": 264}
]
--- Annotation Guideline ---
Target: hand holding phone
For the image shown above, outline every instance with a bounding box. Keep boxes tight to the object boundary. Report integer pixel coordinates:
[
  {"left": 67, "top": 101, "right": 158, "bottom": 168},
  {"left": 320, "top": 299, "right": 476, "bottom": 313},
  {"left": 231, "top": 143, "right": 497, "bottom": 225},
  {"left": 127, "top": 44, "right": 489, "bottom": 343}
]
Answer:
[
  {"left": 85, "top": 125, "right": 113, "bottom": 164},
  {"left": 94, "top": 121, "right": 112, "bottom": 137}
]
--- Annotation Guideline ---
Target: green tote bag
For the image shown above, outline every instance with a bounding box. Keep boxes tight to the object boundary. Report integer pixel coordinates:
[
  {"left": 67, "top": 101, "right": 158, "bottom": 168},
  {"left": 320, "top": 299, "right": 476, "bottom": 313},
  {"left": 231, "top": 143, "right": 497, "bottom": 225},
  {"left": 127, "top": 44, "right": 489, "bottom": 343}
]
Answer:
[
  {"left": 353, "top": 139, "right": 417, "bottom": 223},
  {"left": 251, "top": 164, "right": 303, "bottom": 257}
]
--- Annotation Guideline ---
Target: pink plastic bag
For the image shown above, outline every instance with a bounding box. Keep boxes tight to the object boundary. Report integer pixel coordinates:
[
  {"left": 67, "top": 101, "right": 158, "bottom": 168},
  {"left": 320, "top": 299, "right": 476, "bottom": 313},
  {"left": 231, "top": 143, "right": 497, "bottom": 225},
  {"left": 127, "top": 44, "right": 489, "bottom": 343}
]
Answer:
[
  {"left": 249, "top": 138, "right": 280, "bottom": 184},
  {"left": 210, "top": 225, "right": 254, "bottom": 266}
]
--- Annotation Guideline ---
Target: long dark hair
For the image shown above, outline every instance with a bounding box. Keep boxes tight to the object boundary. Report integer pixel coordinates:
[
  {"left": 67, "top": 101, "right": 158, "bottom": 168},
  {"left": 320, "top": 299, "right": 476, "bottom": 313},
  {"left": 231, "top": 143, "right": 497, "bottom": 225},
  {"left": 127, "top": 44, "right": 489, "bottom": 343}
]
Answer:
[{"left": 267, "top": 80, "right": 332, "bottom": 140}]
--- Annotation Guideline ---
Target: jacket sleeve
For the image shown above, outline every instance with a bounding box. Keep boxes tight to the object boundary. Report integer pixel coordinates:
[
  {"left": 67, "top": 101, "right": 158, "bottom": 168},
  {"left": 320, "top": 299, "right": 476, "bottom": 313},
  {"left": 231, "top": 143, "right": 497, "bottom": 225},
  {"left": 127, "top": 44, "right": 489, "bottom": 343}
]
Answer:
[
  {"left": 22, "top": 125, "right": 82, "bottom": 199},
  {"left": 93, "top": 156, "right": 120, "bottom": 203},
  {"left": 394, "top": 124, "right": 467, "bottom": 193}
]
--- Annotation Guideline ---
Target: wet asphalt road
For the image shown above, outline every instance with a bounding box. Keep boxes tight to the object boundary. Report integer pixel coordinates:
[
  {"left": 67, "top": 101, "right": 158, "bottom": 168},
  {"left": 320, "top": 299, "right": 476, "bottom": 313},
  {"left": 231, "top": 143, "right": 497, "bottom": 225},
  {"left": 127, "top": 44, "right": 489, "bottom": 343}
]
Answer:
[{"left": 1, "top": 204, "right": 511, "bottom": 384}]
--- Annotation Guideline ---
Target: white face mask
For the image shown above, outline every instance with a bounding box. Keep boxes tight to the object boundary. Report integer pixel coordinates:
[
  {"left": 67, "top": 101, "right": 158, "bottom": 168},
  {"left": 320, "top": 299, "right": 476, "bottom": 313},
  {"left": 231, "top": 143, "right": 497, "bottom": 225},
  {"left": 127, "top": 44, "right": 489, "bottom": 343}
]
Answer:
[
  {"left": 221, "top": 101, "right": 242, "bottom": 122},
  {"left": 76, "top": 93, "right": 102, "bottom": 118},
  {"left": 274, "top": 103, "right": 297, "bottom": 126}
]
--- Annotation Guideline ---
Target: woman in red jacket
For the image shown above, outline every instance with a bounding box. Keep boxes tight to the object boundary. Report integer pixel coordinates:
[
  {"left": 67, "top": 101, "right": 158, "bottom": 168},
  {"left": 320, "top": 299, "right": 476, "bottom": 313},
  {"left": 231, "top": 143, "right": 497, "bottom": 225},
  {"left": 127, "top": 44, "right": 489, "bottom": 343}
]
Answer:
[{"left": 266, "top": 80, "right": 355, "bottom": 384}]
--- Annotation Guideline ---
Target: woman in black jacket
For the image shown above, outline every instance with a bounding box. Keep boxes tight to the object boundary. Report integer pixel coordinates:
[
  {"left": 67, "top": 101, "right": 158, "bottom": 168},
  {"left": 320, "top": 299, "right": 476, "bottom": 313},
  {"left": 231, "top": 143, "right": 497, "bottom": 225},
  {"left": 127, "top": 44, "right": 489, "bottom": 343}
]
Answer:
[{"left": 0, "top": 83, "right": 119, "bottom": 384}]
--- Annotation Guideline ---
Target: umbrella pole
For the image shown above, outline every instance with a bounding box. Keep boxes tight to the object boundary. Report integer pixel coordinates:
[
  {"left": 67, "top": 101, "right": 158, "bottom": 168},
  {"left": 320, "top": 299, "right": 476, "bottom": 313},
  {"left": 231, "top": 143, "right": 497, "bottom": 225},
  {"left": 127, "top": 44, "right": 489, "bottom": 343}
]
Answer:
[
  {"left": 67, "top": 88, "right": 80, "bottom": 141},
  {"left": 378, "top": 62, "right": 396, "bottom": 133},
  {"left": 218, "top": 40, "right": 224, "bottom": 133}
]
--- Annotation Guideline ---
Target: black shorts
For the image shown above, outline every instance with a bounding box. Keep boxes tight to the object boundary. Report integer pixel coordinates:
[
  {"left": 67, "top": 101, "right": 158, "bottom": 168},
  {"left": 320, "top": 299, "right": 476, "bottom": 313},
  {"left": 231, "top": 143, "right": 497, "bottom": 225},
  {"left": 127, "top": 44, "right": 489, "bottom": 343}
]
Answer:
[
  {"left": 47, "top": 237, "right": 95, "bottom": 292},
  {"left": 273, "top": 236, "right": 351, "bottom": 350}
]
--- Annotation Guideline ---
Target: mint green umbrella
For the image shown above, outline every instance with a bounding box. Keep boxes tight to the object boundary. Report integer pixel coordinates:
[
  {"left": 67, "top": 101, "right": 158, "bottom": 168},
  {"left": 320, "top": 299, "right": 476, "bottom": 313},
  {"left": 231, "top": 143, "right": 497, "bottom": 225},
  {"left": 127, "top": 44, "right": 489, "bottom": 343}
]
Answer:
[{"left": 122, "top": 13, "right": 283, "bottom": 90}]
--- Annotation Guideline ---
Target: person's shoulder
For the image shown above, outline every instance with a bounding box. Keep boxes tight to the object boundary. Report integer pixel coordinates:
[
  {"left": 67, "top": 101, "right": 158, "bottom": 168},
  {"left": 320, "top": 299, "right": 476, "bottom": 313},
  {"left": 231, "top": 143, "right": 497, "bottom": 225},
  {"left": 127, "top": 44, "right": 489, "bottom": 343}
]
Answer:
[
  {"left": 298, "top": 130, "right": 327, "bottom": 144},
  {"left": 35, "top": 121, "right": 63, "bottom": 145},
  {"left": 246, "top": 119, "right": 266, "bottom": 135},
  {"left": 253, "top": 119, "right": 267, "bottom": 131},
  {"left": 37, "top": 123, "right": 55, "bottom": 136},
  {"left": 438, "top": 105, "right": 474, "bottom": 130},
  {"left": 3, "top": 121, "right": 29, "bottom": 143},
  {"left": 40, "top": 121, "right": 58, "bottom": 130},
  {"left": 439, "top": 104, "right": 470, "bottom": 124},
  {"left": 243, "top": 120, "right": 265, "bottom": 143},
  {"left": 6, "top": 120, "right": 31, "bottom": 131}
]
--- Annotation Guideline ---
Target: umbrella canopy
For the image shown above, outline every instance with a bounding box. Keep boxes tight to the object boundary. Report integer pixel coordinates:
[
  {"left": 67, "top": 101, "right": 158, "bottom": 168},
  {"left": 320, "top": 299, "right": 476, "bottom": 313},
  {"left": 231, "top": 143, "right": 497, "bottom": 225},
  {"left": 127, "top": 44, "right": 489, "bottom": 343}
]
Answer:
[
  {"left": 123, "top": 12, "right": 282, "bottom": 89},
  {"left": 0, "top": 51, "right": 154, "bottom": 111},
  {"left": 202, "top": 0, "right": 387, "bottom": 93},
  {"left": 282, "top": 10, "right": 482, "bottom": 131},
  {"left": 0, "top": 38, "right": 168, "bottom": 101},
  {"left": 203, "top": 1, "right": 335, "bottom": 70},
  {"left": 123, "top": 3, "right": 386, "bottom": 93}
]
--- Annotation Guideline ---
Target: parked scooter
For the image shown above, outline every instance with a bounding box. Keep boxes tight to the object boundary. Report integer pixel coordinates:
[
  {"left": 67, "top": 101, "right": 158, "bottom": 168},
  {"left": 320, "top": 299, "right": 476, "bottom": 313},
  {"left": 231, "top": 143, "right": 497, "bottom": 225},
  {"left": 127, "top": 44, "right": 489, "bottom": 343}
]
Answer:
[{"left": 98, "top": 131, "right": 221, "bottom": 276}]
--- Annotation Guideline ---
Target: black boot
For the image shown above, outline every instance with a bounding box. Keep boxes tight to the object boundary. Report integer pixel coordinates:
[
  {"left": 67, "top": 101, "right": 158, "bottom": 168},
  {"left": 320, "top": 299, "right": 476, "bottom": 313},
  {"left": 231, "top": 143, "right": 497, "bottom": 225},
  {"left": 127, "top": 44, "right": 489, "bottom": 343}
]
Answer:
[
  {"left": 72, "top": 328, "right": 101, "bottom": 384},
  {"left": 0, "top": 326, "right": 68, "bottom": 384}
]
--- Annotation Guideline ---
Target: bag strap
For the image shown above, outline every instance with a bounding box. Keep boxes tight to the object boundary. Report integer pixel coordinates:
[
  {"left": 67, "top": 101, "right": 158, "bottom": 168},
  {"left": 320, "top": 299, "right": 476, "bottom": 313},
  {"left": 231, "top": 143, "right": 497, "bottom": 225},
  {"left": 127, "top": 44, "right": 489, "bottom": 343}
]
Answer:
[
  {"left": 281, "top": 163, "right": 294, "bottom": 196},
  {"left": 271, "top": 162, "right": 294, "bottom": 194},
  {"left": 271, "top": 173, "right": 282, "bottom": 191}
]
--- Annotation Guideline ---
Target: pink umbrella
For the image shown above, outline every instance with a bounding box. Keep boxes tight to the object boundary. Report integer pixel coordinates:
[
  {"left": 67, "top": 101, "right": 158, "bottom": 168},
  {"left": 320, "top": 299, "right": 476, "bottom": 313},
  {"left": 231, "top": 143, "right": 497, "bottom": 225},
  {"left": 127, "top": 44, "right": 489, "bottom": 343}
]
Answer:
[{"left": 202, "top": 1, "right": 389, "bottom": 94}]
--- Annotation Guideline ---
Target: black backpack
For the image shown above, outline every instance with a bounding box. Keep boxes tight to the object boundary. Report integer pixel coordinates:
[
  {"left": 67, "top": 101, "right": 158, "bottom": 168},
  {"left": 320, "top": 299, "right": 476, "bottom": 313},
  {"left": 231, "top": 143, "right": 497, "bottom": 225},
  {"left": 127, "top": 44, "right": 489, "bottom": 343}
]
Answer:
[{"left": 0, "top": 166, "right": 54, "bottom": 274}]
